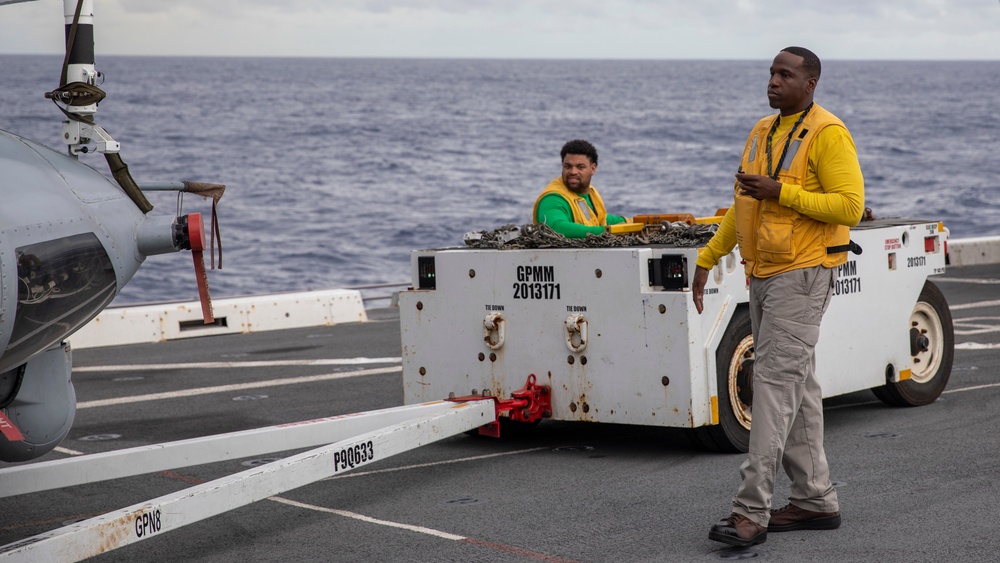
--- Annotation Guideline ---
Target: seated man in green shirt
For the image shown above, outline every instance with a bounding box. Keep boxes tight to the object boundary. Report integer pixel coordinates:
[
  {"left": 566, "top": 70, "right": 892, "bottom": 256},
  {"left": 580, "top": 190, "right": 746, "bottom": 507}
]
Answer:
[{"left": 532, "top": 139, "right": 629, "bottom": 238}]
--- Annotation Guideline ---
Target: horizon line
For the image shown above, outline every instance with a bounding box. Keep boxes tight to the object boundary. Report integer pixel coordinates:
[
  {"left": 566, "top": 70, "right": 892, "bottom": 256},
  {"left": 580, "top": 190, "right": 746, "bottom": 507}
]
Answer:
[{"left": 2, "top": 52, "right": 998, "bottom": 63}]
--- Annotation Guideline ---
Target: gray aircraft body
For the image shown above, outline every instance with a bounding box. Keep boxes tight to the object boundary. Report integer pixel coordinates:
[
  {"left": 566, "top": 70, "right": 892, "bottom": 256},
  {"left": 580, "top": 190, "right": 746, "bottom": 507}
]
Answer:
[{"left": 0, "top": 0, "right": 218, "bottom": 462}]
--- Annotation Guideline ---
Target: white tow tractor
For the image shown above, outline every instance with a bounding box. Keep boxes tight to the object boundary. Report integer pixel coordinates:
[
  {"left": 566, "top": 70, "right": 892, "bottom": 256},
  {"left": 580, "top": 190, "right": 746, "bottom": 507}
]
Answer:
[
  {"left": 399, "top": 217, "right": 954, "bottom": 452},
  {"left": 0, "top": 217, "right": 952, "bottom": 561}
]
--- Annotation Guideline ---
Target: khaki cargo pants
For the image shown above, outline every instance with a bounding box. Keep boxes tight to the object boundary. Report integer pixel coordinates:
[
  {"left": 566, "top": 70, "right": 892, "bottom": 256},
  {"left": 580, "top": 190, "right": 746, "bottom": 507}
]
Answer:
[{"left": 733, "top": 265, "right": 840, "bottom": 526}]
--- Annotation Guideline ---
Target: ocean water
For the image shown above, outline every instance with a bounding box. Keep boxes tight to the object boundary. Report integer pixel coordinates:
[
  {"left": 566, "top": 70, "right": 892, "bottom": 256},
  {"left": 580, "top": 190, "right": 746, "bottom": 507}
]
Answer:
[{"left": 3, "top": 56, "right": 998, "bottom": 304}]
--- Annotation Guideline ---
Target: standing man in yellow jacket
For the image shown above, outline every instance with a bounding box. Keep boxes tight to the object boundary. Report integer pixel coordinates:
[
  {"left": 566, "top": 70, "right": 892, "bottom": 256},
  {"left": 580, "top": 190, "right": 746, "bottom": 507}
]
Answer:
[
  {"left": 533, "top": 139, "right": 629, "bottom": 238},
  {"left": 693, "top": 47, "right": 865, "bottom": 547}
]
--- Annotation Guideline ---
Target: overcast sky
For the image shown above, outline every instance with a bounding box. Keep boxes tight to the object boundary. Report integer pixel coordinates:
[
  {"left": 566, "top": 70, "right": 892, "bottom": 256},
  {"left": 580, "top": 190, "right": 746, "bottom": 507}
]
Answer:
[{"left": 1, "top": 0, "right": 997, "bottom": 60}]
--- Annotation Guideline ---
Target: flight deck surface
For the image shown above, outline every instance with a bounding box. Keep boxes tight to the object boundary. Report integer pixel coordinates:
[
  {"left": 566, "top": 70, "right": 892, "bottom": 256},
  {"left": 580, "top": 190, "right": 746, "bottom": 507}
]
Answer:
[{"left": 3, "top": 265, "right": 1000, "bottom": 562}]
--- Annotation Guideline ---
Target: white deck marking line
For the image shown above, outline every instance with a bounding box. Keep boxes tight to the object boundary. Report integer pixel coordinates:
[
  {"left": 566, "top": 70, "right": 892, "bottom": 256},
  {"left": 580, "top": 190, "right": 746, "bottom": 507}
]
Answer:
[
  {"left": 826, "top": 381, "right": 1000, "bottom": 411},
  {"left": 270, "top": 497, "right": 466, "bottom": 539},
  {"left": 954, "top": 316, "right": 1000, "bottom": 323},
  {"left": 943, "top": 382, "right": 1000, "bottom": 394},
  {"left": 324, "top": 446, "right": 548, "bottom": 480},
  {"left": 956, "top": 329, "right": 1000, "bottom": 337},
  {"left": 76, "top": 366, "right": 401, "bottom": 409},
  {"left": 269, "top": 495, "right": 579, "bottom": 562},
  {"left": 73, "top": 357, "right": 402, "bottom": 372},
  {"left": 950, "top": 299, "right": 1000, "bottom": 311},
  {"left": 953, "top": 317, "right": 1000, "bottom": 337},
  {"left": 956, "top": 342, "right": 1000, "bottom": 350},
  {"left": 53, "top": 446, "right": 86, "bottom": 456},
  {"left": 935, "top": 277, "right": 1000, "bottom": 285}
]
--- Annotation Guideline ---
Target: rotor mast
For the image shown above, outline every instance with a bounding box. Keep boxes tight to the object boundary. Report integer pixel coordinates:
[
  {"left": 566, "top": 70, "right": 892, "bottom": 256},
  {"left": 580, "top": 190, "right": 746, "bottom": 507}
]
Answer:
[{"left": 59, "top": 0, "right": 119, "bottom": 156}]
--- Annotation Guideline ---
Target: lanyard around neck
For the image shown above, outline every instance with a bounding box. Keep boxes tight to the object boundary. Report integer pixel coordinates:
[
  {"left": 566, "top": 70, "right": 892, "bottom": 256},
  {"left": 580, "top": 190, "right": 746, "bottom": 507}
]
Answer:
[{"left": 765, "top": 102, "right": 813, "bottom": 180}]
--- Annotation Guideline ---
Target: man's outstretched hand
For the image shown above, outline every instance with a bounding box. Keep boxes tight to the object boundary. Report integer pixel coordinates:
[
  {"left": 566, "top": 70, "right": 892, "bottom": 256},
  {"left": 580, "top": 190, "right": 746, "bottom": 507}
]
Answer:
[{"left": 692, "top": 266, "right": 710, "bottom": 314}]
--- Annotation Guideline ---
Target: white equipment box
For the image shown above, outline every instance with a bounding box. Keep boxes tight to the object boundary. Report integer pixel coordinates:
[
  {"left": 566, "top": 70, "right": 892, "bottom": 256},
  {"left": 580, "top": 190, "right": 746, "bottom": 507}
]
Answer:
[{"left": 399, "top": 219, "right": 953, "bottom": 451}]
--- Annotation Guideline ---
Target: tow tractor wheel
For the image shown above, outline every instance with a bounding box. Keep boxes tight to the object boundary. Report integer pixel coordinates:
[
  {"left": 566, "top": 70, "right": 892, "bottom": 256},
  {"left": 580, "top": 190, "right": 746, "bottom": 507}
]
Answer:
[
  {"left": 693, "top": 307, "right": 753, "bottom": 453},
  {"left": 872, "top": 280, "right": 954, "bottom": 407}
]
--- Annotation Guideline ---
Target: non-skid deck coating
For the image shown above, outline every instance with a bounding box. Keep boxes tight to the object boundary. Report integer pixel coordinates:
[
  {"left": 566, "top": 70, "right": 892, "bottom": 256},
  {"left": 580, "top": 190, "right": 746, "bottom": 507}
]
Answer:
[{"left": 3, "top": 265, "right": 1000, "bottom": 563}]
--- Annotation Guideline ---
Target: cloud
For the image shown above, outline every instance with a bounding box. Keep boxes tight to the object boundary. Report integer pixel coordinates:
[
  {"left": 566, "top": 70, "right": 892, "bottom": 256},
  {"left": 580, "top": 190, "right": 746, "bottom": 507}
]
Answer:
[{"left": 0, "top": 0, "right": 997, "bottom": 59}]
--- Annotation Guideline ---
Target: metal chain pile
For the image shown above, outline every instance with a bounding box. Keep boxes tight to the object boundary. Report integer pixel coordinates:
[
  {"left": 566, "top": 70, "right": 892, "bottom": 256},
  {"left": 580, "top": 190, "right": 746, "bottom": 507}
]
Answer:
[
  {"left": 463, "top": 222, "right": 719, "bottom": 249},
  {"left": 464, "top": 206, "right": 874, "bottom": 250}
]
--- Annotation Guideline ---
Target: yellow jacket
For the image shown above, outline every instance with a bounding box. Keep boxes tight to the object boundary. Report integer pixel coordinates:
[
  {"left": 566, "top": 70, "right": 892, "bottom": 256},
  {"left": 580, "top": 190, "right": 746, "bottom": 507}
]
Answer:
[
  {"left": 697, "top": 104, "right": 865, "bottom": 278},
  {"left": 533, "top": 178, "right": 610, "bottom": 227}
]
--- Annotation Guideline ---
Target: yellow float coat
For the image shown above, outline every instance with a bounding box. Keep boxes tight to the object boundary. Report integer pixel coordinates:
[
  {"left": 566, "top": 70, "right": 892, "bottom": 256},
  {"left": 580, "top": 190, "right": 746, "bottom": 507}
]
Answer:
[
  {"left": 697, "top": 104, "right": 865, "bottom": 278},
  {"left": 533, "top": 178, "right": 610, "bottom": 227}
]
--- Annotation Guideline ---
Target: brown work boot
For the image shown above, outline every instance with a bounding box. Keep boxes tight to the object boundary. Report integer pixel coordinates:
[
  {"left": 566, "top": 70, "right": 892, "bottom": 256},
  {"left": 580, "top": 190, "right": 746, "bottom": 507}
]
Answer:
[
  {"left": 708, "top": 513, "right": 767, "bottom": 547},
  {"left": 768, "top": 503, "right": 841, "bottom": 532}
]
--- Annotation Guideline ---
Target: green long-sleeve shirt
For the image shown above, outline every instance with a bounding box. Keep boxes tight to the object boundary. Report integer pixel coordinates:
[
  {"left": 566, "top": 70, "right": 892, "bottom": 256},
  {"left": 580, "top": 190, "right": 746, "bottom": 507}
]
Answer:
[{"left": 535, "top": 193, "right": 627, "bottom": 239}]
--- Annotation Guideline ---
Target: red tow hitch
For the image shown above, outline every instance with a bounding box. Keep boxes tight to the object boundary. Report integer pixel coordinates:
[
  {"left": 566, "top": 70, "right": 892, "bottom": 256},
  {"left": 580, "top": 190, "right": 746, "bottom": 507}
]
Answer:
[{"left": 447, "top": 374, "right": 551, "bottom": 437}]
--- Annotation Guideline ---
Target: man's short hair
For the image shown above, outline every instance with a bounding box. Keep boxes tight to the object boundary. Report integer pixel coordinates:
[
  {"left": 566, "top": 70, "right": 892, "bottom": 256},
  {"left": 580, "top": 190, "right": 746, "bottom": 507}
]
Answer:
[
  {"left": 781, "top": 46, "right": 821, "bottom": 80},
  {"left": 561, "top": 139, "right": 598, "bottom": 165}
]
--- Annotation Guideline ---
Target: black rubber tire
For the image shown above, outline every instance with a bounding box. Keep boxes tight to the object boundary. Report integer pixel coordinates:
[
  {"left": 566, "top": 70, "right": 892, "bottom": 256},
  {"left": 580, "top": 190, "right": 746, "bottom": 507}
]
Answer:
[
  {"left": 872, "top": 280, "right": 954, "bottom": 407},
  {"left": 693, "top": 307, "right": 753, "bottom": 453}
]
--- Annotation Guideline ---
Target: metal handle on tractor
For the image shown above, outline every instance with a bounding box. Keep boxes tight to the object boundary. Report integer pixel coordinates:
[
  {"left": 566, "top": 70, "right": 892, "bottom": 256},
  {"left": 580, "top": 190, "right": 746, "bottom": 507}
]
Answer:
[
  {"left": 565, "top": 314, "right": 588, "bottom": 353},
  {"left": 483, "top": 313, "right": 506, "bottom": 350}
]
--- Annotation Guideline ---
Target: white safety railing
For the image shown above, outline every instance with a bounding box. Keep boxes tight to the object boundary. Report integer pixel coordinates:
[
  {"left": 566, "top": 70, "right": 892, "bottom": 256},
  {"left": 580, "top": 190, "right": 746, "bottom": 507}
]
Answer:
[{"left": 947, "top": 237, "right": 1000, "bottom": 267}]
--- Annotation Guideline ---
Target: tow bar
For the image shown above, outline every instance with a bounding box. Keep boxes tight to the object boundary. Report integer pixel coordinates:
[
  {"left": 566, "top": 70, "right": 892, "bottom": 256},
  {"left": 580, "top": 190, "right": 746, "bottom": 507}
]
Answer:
[
  {"left": 448, "top": 374, "right": 553, "bottom": 438},
  {"left": 0, "top": 397, "right": 507, "bottom": 561}
]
